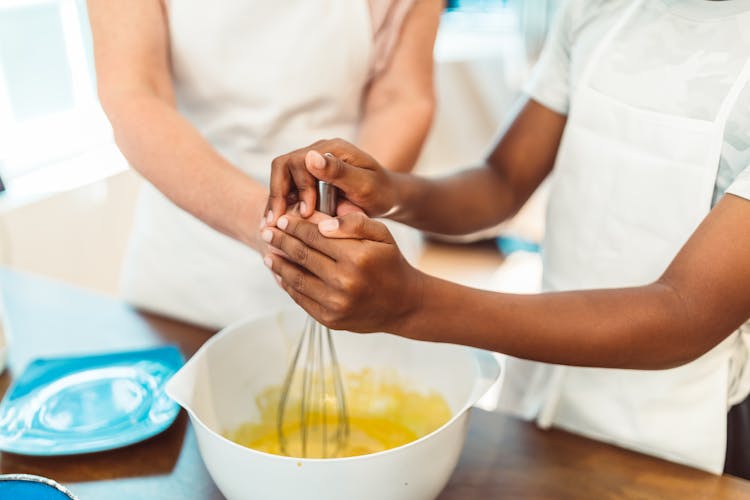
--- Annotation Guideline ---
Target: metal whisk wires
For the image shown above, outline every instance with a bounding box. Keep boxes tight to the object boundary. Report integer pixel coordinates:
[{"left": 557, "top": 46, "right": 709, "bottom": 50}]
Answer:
[{"left": 276, "top": 182, "right": 349, "bottom": 458}]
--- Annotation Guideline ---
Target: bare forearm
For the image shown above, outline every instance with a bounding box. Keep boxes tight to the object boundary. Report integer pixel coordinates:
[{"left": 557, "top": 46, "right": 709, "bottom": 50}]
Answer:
[
  {"left": 398, "top": 274, "right": 725, "bottom": 370},
  {"left": 358, "top": 0, "right": 440, "bottom": 174},
  {"left": 357, "top": 88, "right": 518, "bottom": 233},
  {"left": 395, "top": 195, "right": 750, "bottom": 370},
  {"left": 385, "top": 98, "right": 564, "bottom": 234},
  {"left": 104, "top": 93, "right": 266, "bottom": 250},
  {"left": 388, "top": 165, "right": 518, "bottom": 234},
  {"left": 358, "top": 97, "right": 434, "bottom": 173},
  {"left": 90, "top": 0, "right": 266, "bottom": 249}
]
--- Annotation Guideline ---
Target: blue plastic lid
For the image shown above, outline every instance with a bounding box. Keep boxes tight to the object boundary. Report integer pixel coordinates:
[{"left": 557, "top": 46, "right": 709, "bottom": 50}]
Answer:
[
  {"left": 0, "top": 346, "right": 183, "bottom": 456},
  {"left": 0, "top": 474, "right": 77, "bottom": 499}
]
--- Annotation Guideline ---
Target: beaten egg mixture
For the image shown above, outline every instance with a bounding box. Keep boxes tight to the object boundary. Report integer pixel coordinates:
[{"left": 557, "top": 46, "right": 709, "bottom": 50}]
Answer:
[{"left": 225, "top": 369, "right": 452, "bottom": 458}]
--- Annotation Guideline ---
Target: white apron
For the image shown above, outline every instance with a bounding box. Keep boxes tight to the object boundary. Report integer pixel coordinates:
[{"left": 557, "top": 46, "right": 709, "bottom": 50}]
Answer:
[
  {"left": 498, "top": 0, "right": 750, "bottom": 473},
  {"left": 120, "top": 1, "right": 384, "bottom": 329}
]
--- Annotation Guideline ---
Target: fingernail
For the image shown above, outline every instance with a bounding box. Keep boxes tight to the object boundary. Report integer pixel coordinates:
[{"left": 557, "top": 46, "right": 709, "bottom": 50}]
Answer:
[
  {"left": 324, "top": 152, "right": 335, "bottom": 159},
  {"left": 261, "top": 229, "right": 273, "bottom": 243},
  {"left": 307, "top": 150, "right": 326, "bottom": 169},
  {"left": 277, "top": 216, "right": 289, "bottom": 230},
  {"left": 274, "top": 273, "right": 282, "bottom": 284},
  {"left": 259, "top": 217, "right": 266, "bottom": 229},
  {"left": 300, "top": 201, "right": 308, "bottom": 214},
  {"left": 319, "top": 218, "right": 339, "bottom": 232},
  {"left": 266, "top": 211, "right": 274, "bottom": 223},
  {"left": 263, "top": 256, "right": 273, "bottom": 268}
]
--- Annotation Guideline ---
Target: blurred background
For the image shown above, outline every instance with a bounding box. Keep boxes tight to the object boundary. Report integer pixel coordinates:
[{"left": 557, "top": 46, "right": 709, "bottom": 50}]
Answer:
[{"left": 0, "top": 0, "right": 560, "bottom": 295}]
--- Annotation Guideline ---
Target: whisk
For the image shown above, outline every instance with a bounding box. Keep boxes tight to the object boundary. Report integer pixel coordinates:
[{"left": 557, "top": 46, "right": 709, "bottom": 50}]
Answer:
[{"left": 277, "top": 181, "right": 349, "bottom": 458}]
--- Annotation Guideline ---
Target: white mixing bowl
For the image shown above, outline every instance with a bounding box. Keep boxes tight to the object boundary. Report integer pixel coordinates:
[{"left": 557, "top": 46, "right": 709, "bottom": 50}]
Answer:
[{"left": 166, "top": 308, "right": 501, "bottom": 500}]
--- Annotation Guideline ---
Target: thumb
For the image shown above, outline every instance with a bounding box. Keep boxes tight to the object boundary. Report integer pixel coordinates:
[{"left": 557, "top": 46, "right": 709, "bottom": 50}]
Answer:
[
  {"left": 304, "top": 150, "right": 343, "bottom": 182},
  {"left": 305, "top": 150, "right": 373, "bottom": 197},
  {"left": 317, "top": 212, "right": 393, "bottom": 243},
  {"left": 336, "top": 200, "right": 366, "bottom": 216}
]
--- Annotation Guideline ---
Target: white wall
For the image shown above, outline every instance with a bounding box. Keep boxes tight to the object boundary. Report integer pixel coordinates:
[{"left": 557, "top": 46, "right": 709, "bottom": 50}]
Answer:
[{"left": 0, "top": 170, "right": 141, "bottom": 296}]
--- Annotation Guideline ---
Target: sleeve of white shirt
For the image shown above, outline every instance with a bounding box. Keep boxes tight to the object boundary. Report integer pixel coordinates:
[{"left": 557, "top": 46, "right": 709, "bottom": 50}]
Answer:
[
  {"left": 522, "top": 0, "right": 576, "bottom": 115},
  {"left": 726, "top": 166, "right": 750, "bottom": 201}
]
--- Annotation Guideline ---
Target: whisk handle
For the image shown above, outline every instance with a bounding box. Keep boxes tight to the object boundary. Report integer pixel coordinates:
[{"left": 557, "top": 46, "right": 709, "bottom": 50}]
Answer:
[{"left": 317, "top": 181, "right": 338, "bottom": 216}]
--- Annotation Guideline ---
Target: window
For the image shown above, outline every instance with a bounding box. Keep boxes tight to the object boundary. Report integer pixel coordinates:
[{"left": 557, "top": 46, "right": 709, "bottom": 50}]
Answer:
[
  {"left": 443, "top": 0, "right": 559, "bottom": 60},
  {"left": 0, "top": 0, "right": 111, "bottom": 186}
]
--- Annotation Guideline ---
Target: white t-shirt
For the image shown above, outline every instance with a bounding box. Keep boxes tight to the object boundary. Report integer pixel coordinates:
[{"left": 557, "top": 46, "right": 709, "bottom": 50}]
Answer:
[{"left": 524, "top": 0, "right": 750, "bottom": 205}]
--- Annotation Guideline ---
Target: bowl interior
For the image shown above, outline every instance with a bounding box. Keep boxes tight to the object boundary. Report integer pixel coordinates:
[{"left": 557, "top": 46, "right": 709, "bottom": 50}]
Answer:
[{"left": 167, "top": 308, "right": 492, "bottom": 439}]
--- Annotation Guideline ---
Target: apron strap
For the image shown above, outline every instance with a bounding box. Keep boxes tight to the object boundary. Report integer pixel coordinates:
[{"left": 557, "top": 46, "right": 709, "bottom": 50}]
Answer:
[
  {"left": 714, "top": 60, "right": 750, "bottom": 131},
  {"left": 708, "top": 59, "right": 750, "bottom": 168}
]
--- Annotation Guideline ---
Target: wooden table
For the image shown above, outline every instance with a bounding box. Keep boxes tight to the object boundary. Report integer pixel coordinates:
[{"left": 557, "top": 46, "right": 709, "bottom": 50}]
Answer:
[{"left": 1, "top": 268, "right": 750, "bottom": 499}]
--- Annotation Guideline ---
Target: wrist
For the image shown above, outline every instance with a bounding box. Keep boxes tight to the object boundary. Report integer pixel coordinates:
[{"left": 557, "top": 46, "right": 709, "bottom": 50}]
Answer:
[
  {"left": 389, "top": 268, "right": 430, "bottom": 340},
  {"left": 382, "top": 172, "right": 412, "bottom": 222},
  {"left": 237, "top": 192, "right": 268, "bottom": 253}
]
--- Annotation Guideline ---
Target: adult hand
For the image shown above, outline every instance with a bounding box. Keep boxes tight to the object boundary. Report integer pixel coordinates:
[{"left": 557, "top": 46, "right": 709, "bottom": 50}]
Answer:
[
  {"left": 261, "top": 204, "right": 330, "bottom": 257},
  {"left": 261, "top": 212, "right": 424, "bottom": 334},
  {"left": 265, "top": 139, "right": 401, "bottom": 226}
]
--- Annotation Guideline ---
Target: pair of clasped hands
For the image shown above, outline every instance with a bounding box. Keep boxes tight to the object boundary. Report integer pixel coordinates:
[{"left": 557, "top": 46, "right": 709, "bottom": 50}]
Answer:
[{"left": 260, "top": 139, "right": 422, "bottom": 336}]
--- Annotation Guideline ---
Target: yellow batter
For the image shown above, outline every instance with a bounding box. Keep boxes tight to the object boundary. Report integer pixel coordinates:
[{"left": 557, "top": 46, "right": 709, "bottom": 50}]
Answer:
[{"left": 225, "top": 369, "right": 452, "bottom": 458}]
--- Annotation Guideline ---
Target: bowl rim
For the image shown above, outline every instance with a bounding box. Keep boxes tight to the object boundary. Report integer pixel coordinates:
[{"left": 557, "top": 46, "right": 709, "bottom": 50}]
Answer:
[{"left": 168, "top": 309, "right": 501, "bottom": 463}]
